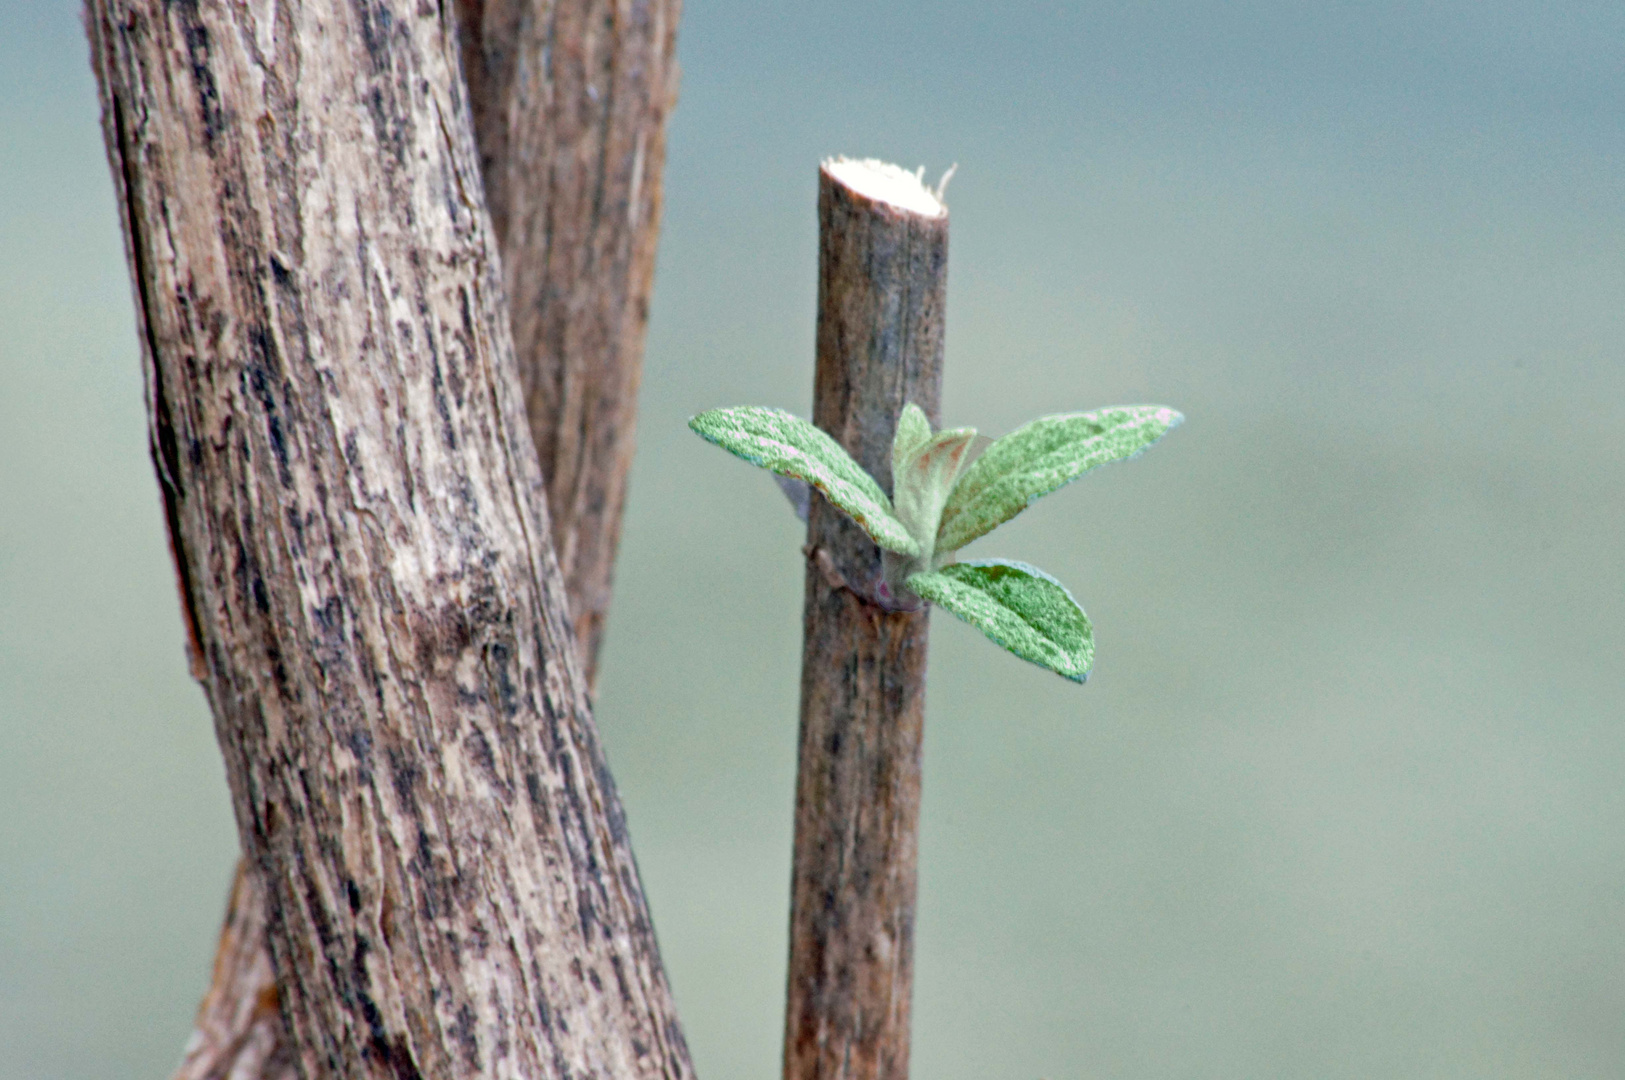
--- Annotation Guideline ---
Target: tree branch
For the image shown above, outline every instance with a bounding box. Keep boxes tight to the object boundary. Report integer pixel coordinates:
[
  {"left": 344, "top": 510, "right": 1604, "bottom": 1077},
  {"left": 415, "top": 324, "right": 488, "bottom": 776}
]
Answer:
[
  {"left": 462, "top": 0, "right": 679, "bottom": 684},
  {"left": 86, "top": 2, "right": 690, "bottom": 1076},
  {"left": 784, "top": 160, "right": 949, "bottom": 1080}
]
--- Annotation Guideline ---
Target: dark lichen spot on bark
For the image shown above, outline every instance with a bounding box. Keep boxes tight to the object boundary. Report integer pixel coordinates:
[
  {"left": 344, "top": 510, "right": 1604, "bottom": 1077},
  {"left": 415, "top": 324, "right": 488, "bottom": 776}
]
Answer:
[
  {"left": 488, "top": 984, "right": 512, "bottom": 1059},
  {"left": 285, "top": 503, "right": 307, "bottom": 554},
  {"left": 468, "top": 915, "right": 491, "bottom": 956},
  {"left": 348, "top": 726, "right": 374, "bottom": 783},
  {"left": 368, "top": 85, "right": 409, "bottom": 169},
  {"left": 553, "top": 753, "right": 594, "bottom": 870},
  {"left": 254, "top": 798, "right": 281, "bottom": 852},
  {"left": 456, "top": 285, "right": 476, "bottom": 353},
  {"left": 429, "top": 356, "right": 459, "bottom": 452},
  {"left": 445, "top": 356, "right": 466, "bottom": 408},
  {"left": 267, "top": 413, "right": 292, "bottom": 488},
  {"left": 383, "top": 1042, "right": 427, "bottom": 1080},
  {"left": 576, "top": 885, "right": 598, "bottom": 943},
  {"left": 388, "top": 750, "right": 421, "bottom": 813},
  {"left": 356, "top": 975, "right": 387, "bottom": 1038},
  {"left": 301, "top": 873, "right": 337, "bottom": 954},
  {"left": 350, "top": 3, "right": 411, "bottom": 170},
  {"left": 446, "top": 299, "right": 471, "bottom": 406},
  {"left": 357, "top": 960, "right": 428, "bottom": 1080},
  {"left": 523, "top": 771, "right": 555, "bottom": 830},
  {"left": 666, "top": 1018, "right": 690, "bottom": 1076},
  {"left": 354, "top": 0, "right": 394, "bottom": 71},
  {"left": 609, "top": 953, "right": 634, "bottom": 1006},
  {"left": 449, "top": 1002, "right": 482, "bottom": 1070},
  {"left": 229, "top": 522, "right": 276, "bottom": 624},
  {"left": 593, "top": 755, "right": 632, "bottom": 846},
  {"left": 484, "top": 639, "right": 521, "bottom": 717},
  {"left": 534, "top": 979, "right": 554, "bottom": 1034},
  {"left": 245, "top": 357, "right": 293, "bottom": 487},
  {"left": 265, "top": 638, "right": 293, "bottom": 703},
  {"left": 412, "top": 824, "right": 436, "bottom": 886},
  {"left": 464, "top": 724, "right": 501, "bottom": 793},
  {"left": 462, "top": 575, "right": 504, "bottom": 629},
  {"left": 412, "top": 595, "right": 472, "bottom": 672},
  {"left": 173, "top": 0, "right": 224, "bottom": 149},
  {"left": 313, "top": 593, "right": 347, "bottom": 648}
]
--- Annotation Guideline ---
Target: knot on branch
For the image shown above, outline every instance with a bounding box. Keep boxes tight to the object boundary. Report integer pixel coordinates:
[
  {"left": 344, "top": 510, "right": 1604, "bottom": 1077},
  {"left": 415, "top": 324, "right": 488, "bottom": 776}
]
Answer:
[{"left": 802, "top": 544, "right": 924, "bottom": 613}]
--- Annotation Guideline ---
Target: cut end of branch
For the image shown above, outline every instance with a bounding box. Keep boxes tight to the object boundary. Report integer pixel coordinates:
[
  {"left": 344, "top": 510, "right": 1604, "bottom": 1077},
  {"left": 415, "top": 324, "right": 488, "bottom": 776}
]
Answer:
[{"left": 823, "top": 156, "right": 949, "bottom": 218}]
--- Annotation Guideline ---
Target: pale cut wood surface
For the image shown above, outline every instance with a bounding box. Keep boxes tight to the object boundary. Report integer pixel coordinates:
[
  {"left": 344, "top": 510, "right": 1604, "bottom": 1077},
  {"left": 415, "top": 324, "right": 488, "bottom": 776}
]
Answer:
[
  {"left": 86, "top": 2, "right": 692, "bottom": 1077},
  {"left": 153, "top": 0, "right": 683, "bottom": 1074},
  {"left": 783, "top": 162, "right": 949, "bottom": 1080}
]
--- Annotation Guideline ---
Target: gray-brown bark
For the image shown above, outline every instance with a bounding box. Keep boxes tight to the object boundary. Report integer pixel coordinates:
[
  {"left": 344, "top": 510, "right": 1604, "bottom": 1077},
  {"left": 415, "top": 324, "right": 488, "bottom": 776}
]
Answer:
[
  {"left": 783, "top": 162, "right": 949, "bottom": 1080},
  {"left": 461, "top": 0, "right": 678, "bottom": 684},
  {"left": 86, "top": 2, "right": 691, "bottom": 1078},
  {"left": 158, "top": 0, "right": 680, "bottom": 1074},
  {"left": 175, "top": 866, "right": 297, "bottom": 1080}
]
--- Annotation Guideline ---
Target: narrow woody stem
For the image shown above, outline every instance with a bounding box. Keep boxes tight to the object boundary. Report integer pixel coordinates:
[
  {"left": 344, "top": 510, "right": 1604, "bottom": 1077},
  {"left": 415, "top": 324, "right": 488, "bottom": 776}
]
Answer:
[{"left": 784, "top": 159, "right": 949, "bottom": 1080}]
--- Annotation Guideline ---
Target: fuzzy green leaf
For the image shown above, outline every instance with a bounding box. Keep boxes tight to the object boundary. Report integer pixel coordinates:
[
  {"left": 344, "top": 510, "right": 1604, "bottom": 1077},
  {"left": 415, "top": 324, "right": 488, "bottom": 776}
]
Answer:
[
  {"left": 936, "top": 406, "right": 1183, "bottom": 553},
  {"left": 907, "top": 560, "right": 1093, "bottom": 681},
  {"left": 690, "top": 406, "right": 920, "bottom": 556},
  {"left": 891, "top": 402, "right": 934, "bottom": 480},
  {"left": 893, "top": 426, "right": 979, "bottom": 562}
]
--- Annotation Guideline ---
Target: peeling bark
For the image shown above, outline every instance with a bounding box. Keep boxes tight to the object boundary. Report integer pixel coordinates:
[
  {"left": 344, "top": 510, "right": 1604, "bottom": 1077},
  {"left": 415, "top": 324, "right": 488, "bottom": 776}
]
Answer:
[
  {"left": 783, "top": 163, "right": 949, "bottom": 1080},
  {"left": 86, "top": 2, "right": 691, "bottom": 1077}
]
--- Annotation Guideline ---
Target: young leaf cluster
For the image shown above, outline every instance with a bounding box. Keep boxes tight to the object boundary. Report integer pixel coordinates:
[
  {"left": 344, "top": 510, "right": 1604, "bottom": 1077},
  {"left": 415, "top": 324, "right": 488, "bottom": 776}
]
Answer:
[{"left": 688, "top": 402, "right": 1181, "bottom": 681}]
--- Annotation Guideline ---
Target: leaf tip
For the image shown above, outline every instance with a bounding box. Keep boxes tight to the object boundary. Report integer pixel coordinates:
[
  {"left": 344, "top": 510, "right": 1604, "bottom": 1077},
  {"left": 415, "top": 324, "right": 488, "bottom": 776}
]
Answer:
[{"left": 687, "top": 408, "right": 730, "bottom": 440}]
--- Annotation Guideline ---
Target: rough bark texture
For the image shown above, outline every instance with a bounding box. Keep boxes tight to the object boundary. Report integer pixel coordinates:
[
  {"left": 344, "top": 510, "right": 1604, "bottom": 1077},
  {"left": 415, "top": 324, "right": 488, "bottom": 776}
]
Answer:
[
  {"left": 86, "top": 3, "right": 692, "bottom": 1078},
  {"left": 156, "top": 0, "right": 680, "bottom": 1074},
  {"left": 783, "top": 164, "right": 949, "bottom": 1080},
  {"left": 175, "top": 867, "right": 298, "bottom": 1080},
  {"left": 461, "top": 0, "right": 678, "bottom": 684},
  {"left": 172, "top": 859, "right": 298, "bottom": 1080}
]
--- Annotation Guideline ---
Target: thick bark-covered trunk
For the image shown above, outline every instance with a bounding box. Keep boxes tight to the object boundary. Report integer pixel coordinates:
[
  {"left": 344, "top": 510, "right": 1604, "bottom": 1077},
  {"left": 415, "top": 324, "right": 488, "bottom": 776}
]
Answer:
[
  {"left": 461, "top": 0, "right": 678, "bottom": 684},
  {"left": 106, "top": 0, "right": 683, "bottom": 1076},
  {"left": 783, "top": 161, "right": 949, "bottom": 1080},
  {"left": 86, "top": 2, "right": 690, "bottom": 1078}
]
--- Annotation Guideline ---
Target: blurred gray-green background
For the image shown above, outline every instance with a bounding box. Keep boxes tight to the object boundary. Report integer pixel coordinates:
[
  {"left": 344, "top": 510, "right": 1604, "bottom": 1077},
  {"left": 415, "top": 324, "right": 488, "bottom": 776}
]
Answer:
[{"left": 3, "top": 1, "right": 1623, "bottom": 1076}]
